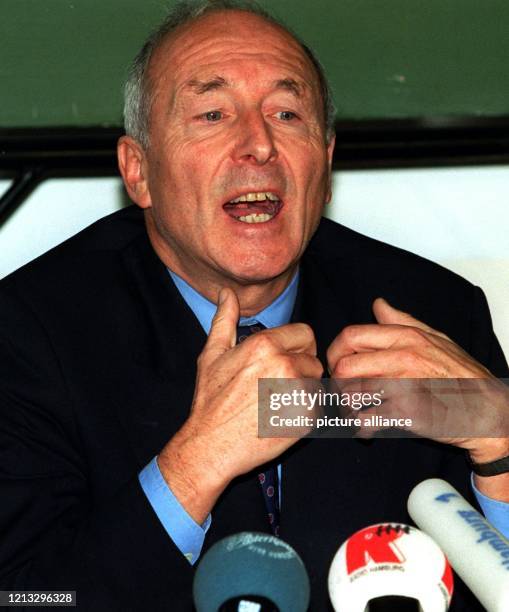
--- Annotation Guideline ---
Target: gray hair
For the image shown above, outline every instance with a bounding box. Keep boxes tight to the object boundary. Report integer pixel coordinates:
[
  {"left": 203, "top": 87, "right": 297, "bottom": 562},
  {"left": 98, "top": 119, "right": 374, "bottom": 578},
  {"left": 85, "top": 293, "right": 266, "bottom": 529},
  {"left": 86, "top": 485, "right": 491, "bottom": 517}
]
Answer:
[{"left": 123, "top": 0, "right": 336, "bottom": 148}]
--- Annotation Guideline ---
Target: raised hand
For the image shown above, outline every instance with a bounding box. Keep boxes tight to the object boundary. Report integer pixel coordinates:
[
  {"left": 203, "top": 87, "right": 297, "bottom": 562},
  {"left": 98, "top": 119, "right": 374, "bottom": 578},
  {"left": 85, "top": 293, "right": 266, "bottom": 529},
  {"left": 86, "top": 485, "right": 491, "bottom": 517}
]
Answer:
[{"left": 158, "top": 288, "right": 323, "bottom": 523}]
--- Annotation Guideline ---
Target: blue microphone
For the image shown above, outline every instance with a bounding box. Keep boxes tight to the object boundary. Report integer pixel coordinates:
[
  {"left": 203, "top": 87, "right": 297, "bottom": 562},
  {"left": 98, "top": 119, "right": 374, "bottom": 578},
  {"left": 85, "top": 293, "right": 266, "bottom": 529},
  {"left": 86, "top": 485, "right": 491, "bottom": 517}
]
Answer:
[{"left": 193, "top": 532, "right": 310, "bottom": 612}]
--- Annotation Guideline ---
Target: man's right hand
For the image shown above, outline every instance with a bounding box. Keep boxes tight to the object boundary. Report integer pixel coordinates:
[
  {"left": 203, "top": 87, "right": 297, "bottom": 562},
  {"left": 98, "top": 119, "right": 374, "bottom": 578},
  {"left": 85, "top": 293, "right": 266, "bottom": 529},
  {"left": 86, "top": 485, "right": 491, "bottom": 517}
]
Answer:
[{"left": 157, "top": 287, "right": 322, "bottom": 524}]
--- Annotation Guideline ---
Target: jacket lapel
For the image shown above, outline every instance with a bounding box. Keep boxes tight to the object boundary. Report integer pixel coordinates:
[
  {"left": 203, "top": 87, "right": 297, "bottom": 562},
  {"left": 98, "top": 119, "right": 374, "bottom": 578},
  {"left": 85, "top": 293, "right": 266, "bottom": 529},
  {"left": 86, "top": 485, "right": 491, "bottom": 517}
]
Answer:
[
  {"left": 109, "top": 233, "right": 206, "bottom": 467},
  {"left": 111, "top": 232, "right": 269, "bottom": 538}
]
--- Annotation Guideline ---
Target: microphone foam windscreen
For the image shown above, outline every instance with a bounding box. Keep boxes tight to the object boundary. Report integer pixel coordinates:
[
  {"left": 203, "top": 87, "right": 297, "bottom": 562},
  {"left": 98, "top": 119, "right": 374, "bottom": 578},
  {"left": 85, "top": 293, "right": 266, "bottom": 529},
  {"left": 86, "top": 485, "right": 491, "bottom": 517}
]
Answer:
[{"left": 193, "top": 532, "right": 310, "bottom": 612}]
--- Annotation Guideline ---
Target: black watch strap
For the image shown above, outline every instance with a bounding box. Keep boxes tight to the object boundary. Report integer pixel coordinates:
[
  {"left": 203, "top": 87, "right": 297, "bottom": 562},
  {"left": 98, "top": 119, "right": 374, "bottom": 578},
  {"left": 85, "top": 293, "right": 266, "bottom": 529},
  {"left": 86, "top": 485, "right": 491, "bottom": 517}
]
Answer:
[{"left": 468, "top": 452, "right": 509, "bottom": 477}]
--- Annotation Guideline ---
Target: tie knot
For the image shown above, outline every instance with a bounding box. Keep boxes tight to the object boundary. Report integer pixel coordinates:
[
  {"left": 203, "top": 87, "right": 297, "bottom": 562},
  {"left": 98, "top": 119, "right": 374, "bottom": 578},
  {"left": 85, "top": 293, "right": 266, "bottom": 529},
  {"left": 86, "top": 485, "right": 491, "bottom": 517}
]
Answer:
[{"left": 236, "top": 323, "right": 265, "bottom": 344}]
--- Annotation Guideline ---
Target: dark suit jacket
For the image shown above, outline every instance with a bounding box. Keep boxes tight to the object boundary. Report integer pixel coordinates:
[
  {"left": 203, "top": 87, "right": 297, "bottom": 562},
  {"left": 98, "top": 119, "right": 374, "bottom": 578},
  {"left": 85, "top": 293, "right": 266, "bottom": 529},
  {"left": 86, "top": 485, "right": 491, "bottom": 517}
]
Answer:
[{"left": 0, "top": 206, "right": 507, "bottom": 611}]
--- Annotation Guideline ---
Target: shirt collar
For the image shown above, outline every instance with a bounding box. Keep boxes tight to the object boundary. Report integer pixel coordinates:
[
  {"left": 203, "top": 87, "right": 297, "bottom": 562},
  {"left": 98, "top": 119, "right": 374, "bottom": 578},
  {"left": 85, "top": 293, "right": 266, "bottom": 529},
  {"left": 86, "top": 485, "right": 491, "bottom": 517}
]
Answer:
[{"left": 168, "top": 269, "right": 299, "bottom": 334}]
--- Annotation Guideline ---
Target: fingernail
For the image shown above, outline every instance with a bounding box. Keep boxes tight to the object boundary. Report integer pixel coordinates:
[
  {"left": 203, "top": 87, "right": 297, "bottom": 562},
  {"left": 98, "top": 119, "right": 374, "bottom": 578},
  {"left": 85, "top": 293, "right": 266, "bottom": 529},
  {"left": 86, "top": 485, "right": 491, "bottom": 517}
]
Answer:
[{"left": 218, "top": 289, "right": 226, "bottom": 304}]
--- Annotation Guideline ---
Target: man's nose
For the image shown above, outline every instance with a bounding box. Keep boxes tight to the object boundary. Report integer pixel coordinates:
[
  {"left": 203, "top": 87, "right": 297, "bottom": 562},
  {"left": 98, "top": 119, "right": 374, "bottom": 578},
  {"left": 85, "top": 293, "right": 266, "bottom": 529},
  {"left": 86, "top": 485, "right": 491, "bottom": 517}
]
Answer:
[{"left": 232, "top": 111, "right": 278, "bottom": 165}]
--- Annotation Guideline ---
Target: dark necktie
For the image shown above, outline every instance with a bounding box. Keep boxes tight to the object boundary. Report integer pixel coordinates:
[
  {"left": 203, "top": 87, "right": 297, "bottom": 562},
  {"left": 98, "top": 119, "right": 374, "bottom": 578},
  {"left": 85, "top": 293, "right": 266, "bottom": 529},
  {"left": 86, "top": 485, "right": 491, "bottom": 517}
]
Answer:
[{"left": 236, "top": 323, "right": 280, "bottom": 536}]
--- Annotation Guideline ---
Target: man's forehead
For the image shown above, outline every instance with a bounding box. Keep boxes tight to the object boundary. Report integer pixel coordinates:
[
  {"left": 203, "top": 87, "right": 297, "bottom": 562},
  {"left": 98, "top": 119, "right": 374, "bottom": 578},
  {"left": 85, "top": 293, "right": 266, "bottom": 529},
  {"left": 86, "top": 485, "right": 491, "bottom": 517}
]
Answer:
[{"left": 149, "top": 10, "right": 318, "bottom": 93}]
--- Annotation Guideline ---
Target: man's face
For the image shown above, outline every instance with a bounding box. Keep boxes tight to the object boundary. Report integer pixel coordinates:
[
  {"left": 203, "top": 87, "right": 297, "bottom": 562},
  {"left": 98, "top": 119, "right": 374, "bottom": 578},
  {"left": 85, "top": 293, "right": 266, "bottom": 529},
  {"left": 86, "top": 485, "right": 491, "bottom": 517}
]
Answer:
[{"left": 135, "top": 10, "right": 335, "bottom": 290}]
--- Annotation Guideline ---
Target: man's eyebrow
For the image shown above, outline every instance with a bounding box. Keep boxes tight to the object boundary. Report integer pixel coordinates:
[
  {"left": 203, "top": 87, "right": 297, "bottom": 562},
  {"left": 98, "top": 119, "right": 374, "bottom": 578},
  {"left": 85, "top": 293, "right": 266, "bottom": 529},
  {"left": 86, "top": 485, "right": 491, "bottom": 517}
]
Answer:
[
  {"left": 184, "top": 76, "right": 229, "bottom": 94},
  {"left": 184, "top": 76, "right": 305, "bottom": 96},
  {"left": 273, "top": 78, "right": 305, "bottom": 97}
]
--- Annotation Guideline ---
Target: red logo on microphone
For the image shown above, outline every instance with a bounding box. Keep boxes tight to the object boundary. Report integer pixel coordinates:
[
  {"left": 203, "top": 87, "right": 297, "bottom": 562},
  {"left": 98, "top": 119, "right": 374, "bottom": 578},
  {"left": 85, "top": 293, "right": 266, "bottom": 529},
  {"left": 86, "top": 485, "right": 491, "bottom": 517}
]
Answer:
[{"left": 346, "top": 524, "right": 410, "bottom": 574}]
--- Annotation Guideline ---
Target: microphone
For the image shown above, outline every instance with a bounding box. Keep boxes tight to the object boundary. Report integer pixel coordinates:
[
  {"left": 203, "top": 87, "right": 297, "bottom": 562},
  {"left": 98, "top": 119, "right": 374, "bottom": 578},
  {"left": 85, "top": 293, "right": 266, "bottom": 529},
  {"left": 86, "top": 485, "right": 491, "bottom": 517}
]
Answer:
[
  {"left": 327, "top": 523, "right": 453, "bottom": 611},
  {"left": 408, "top": 478, "right": 509, "bottom": 612},
  {"left": 192, "top": 532, "right": 310, "bottom": 612}
]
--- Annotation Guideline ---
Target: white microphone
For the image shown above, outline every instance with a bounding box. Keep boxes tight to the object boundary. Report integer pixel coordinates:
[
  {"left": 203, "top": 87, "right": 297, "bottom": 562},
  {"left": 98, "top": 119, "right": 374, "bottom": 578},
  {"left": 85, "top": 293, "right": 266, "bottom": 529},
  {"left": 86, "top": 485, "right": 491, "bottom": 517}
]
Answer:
[
  {"left": 408, "top": 478, "right": 509, "bottom": 612},
  {"left": 327, "top": 522, "right": 453, "bottom": 611}
]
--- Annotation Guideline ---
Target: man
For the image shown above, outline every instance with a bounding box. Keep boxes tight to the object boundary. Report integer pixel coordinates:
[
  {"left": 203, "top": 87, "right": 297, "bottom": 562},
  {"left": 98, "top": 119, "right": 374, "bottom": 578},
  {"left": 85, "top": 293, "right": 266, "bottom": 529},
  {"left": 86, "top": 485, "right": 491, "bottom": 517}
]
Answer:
[{"left": 1, "top": 1, "right": 508, "bottom": 610}]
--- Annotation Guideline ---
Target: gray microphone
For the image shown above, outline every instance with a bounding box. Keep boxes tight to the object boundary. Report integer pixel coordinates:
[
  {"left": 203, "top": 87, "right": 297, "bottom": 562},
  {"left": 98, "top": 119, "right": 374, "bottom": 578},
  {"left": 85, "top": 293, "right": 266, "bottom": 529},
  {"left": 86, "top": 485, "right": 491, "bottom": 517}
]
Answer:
[{"left": 193, "top": 532, "right": 310, "bottom": 612}]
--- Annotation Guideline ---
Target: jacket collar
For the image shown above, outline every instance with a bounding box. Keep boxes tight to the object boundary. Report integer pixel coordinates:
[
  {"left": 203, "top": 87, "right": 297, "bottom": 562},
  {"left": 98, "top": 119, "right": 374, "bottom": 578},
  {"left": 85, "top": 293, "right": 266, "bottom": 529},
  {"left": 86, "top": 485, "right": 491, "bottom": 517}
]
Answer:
[{"left": 120, "top": 231, "right": 207, "bottom": 381}]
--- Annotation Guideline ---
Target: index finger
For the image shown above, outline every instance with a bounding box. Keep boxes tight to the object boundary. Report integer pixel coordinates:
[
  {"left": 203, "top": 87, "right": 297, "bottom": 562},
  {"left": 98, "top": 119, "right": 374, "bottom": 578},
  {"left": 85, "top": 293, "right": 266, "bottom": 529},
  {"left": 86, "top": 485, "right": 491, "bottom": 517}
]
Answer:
[{"left": 327, "top": 323, "right": 428, "bottom": 367}]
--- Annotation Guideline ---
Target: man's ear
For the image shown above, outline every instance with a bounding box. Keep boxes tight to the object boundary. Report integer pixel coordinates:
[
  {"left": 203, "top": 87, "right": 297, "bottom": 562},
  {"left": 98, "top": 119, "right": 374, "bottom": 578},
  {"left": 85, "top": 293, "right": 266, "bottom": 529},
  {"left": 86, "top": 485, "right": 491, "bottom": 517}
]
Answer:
[
  {"left": 117, "top": 136, "right": 152, "bottom": 209},
  {"left": 325, "top": 133, "right": 336, "bottom": 204}
]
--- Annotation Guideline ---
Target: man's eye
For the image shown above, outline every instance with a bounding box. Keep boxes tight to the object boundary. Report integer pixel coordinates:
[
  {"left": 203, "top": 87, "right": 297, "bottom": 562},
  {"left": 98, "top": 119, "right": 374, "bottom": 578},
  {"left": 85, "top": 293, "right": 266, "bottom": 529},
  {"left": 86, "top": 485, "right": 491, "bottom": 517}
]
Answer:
[
  {"left": 277, "top": 110, "right": 297, "bottom": 121},
  {"left": 204, "top": 111, "right": 223, "bottom": 122}
]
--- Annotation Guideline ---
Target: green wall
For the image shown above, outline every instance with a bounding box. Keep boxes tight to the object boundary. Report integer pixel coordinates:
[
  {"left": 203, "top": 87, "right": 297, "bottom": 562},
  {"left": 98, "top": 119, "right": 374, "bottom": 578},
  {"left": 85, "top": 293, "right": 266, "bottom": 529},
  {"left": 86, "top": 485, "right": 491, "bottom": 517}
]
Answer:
[{"left": 1, "top": 0, "right": 508, "bottom": 128}]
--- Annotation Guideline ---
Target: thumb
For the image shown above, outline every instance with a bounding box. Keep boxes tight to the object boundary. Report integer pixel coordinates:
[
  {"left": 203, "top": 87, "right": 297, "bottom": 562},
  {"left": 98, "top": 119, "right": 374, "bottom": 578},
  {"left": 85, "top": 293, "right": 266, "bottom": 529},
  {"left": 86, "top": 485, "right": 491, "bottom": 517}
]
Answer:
[
  {"left": 205, "top": 287, "right": 240, "bottom": 358},
  {"left": 372, "top": 297, "right": 432, "bottom": 331}
]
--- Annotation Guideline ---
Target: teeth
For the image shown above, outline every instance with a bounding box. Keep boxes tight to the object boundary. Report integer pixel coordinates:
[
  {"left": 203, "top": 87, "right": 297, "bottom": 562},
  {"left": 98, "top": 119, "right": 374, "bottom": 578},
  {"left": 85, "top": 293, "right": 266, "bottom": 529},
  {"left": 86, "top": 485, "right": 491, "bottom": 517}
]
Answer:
[
  {"left": 230, "top": 191, "right": 279, "bottom": 203},
  {"left": 238, "top": 213, "right": 273, "bottom": 223}
]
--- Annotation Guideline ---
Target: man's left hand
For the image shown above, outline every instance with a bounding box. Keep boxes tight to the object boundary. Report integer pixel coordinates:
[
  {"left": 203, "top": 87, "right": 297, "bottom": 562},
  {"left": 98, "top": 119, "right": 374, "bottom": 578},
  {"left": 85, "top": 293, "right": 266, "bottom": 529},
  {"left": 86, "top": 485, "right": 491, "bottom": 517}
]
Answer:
[{"left": 327, "top": 297, "right": 509, "bottom": 500}]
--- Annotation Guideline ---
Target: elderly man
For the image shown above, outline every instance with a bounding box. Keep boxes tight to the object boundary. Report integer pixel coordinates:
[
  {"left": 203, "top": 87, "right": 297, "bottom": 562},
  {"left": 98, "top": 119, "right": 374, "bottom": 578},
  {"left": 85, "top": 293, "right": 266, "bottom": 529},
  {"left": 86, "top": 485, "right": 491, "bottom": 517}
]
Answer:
[{"left": 1, "top": 1, "right": 508, "bottom": 610}]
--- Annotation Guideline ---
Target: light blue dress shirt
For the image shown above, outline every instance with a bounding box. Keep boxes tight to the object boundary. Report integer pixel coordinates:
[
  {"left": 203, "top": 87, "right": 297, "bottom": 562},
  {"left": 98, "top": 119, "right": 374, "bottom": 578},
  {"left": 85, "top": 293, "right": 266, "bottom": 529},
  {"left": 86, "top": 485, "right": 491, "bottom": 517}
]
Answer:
[{"left": 139, "top": 269, "right": 509, "bottom": 564}]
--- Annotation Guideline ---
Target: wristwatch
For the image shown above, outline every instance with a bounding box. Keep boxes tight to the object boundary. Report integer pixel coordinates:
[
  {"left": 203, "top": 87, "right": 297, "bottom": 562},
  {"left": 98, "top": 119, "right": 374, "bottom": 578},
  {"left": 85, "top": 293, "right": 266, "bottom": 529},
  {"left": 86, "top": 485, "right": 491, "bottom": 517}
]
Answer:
[{"left": 468, "top": 452, "right": 509, "bottom": 477}]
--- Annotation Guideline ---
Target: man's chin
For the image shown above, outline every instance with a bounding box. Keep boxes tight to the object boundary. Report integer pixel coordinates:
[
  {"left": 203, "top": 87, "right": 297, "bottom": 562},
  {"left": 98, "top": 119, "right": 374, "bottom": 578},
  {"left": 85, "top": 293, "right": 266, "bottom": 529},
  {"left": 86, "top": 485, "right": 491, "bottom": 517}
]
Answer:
[{"left": 223, "top": 260, "right": 297, "bottom": 287}]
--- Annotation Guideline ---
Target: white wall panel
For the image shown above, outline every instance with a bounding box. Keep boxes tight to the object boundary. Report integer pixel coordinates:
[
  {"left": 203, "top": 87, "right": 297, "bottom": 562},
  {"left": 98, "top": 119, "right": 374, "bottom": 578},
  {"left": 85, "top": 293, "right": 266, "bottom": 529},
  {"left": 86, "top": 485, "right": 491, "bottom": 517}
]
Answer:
[{"left": 0, "top": 177, "right": 126, "bottom": 279}]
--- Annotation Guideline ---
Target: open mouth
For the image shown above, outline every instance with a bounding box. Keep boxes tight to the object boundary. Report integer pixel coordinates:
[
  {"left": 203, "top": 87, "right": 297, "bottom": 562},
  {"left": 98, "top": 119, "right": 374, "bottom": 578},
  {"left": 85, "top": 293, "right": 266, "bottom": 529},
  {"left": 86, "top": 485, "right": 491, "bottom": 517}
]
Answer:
[{"left": 223, "top": 191, "right": 283, "bottom": 224}]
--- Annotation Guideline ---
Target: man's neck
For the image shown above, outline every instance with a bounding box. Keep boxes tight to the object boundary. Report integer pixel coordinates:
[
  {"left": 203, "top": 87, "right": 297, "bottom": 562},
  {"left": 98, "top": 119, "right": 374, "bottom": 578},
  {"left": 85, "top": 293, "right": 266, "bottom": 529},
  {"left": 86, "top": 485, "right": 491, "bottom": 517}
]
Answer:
[
  {"left": 146, "top": 222, "right": 297, "bottom": 316},
  {"left": 170, "top": 265, "right": 296, "bottom": 317}
]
